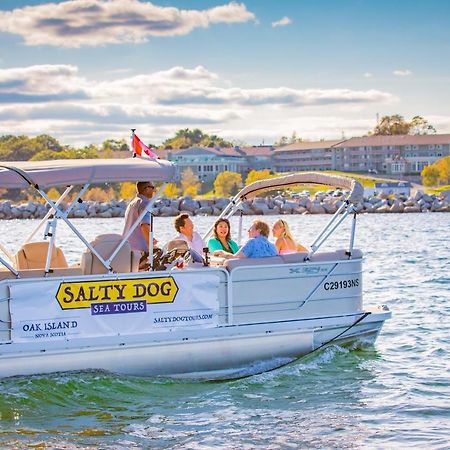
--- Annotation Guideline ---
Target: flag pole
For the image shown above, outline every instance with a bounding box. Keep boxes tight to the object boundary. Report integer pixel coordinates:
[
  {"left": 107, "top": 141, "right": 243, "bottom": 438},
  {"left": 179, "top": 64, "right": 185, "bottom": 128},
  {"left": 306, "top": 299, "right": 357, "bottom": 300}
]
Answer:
[{"left": 131, "top": 128, "right": 136, "bottom": 157}]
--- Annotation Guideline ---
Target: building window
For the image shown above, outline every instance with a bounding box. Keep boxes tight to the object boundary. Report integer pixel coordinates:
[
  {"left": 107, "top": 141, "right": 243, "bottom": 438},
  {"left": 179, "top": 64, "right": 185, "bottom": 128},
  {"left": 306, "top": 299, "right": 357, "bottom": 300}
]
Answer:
[{"left": 198, "top": 166, "right": 202, "bottom": 171}]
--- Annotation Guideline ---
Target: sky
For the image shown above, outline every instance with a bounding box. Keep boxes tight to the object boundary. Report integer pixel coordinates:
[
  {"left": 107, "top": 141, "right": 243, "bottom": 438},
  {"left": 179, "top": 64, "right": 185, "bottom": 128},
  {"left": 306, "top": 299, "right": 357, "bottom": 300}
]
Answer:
[{"left": 0, "top": 0, "right": 450, "bottom": 147}]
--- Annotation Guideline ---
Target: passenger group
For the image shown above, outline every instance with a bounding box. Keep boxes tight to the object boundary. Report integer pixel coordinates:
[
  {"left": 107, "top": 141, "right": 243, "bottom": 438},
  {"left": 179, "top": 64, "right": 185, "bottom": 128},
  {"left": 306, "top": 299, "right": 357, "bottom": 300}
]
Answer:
[{"left": 124, "top": 181, "right": 308, "bottom": 267}]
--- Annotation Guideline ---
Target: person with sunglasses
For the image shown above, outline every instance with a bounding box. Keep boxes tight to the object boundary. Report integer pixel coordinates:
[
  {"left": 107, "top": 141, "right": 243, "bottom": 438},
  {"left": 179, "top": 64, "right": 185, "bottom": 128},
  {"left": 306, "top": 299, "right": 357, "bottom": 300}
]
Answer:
[{"left": 122, "top": 181, "right": 158, "bottom": 269}]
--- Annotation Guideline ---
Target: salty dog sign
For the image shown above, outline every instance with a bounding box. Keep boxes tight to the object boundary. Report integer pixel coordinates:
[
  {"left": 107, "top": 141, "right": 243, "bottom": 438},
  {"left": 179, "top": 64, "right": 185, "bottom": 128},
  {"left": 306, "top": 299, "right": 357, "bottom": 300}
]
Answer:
[
  {"left": 56, "top": 277, "right": 178, "bottom": 315},
  {"left": 9, "top": 273, "right": 219, "bottom": 343}
]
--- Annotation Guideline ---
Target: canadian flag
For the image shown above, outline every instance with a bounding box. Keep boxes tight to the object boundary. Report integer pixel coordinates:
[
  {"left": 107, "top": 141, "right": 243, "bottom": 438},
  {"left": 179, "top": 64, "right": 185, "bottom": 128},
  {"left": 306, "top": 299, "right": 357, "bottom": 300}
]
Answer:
[{"left": 131, "top": 132, "right": 159, "bottom": 159}]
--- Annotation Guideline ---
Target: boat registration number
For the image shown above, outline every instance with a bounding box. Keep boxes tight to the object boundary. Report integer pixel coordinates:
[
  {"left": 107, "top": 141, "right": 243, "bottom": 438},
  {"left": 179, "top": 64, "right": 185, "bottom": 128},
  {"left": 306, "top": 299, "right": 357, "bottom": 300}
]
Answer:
[{"left": 323, "top": 278, "right": 359, "bottom": 290}]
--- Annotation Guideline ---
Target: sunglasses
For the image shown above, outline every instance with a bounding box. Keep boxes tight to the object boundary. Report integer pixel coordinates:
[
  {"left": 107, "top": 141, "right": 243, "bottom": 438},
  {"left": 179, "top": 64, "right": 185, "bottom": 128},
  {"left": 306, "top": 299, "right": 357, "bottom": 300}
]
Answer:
[{"left": 145, "top": 185, "right": 155, "bottom": 190}]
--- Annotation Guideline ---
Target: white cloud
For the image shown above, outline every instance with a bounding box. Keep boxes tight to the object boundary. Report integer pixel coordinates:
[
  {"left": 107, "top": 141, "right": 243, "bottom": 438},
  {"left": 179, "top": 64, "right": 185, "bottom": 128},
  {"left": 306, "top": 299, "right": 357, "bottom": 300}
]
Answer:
[
  {"left": 271, "top": 16, "right": 292, "bottom": 28},
  {"left": 0, "top": 63, "right": 399, "bottom": 145},
  {"left": 0, "top": 0, "right": 256, "bottom": 48},
  {"left": 363, "top": 72, "right": 373, "bottom": 78},
  {"left": 393, "top": 69, "right": 412, "bottom": 76}
]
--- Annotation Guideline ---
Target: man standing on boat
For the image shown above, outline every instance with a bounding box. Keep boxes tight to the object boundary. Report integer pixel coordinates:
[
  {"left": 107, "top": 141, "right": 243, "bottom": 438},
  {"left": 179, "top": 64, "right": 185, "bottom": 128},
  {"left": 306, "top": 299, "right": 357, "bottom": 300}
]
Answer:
[{"left": 123, "top": 181, "right": 157, "bottom": 270}]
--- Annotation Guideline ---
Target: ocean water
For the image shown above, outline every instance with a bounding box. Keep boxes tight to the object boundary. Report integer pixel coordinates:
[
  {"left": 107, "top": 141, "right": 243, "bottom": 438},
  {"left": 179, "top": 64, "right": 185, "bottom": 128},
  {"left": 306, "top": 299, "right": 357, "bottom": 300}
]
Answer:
[{"left": 0, "top": 213, "right": 449, "bottom": 449}]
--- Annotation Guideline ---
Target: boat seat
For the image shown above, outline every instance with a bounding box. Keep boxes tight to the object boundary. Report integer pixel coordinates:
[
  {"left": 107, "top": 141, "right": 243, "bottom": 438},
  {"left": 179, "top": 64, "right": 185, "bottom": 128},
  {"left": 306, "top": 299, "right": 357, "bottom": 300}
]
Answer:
[
  {"left": 81, "top": 233, "right": 140, "bottom": 275},
  {"left": 308, "top": 249, "right": 363, "bottom": 262},
  {"left": 14, "top": 241, "right": 68, "bottom": 270},
  {"left": 224, "top": 256, "right": 284, "bottom": 271}
]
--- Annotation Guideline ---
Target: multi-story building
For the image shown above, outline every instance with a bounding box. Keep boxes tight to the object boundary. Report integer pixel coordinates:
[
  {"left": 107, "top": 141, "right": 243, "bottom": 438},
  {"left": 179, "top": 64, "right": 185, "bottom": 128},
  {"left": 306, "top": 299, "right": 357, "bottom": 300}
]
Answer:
[
  {"left": 332, "top": 134, "right": 450, "bottom": 175},
  {"left": 162, "top": 147, "right": 247, "bottom": 182},
  {"left": 273, "top": 140, "right": 344, "bottom": 172},
  {"left": 161, "top": 145, "right": 276, "bottom": 182}
]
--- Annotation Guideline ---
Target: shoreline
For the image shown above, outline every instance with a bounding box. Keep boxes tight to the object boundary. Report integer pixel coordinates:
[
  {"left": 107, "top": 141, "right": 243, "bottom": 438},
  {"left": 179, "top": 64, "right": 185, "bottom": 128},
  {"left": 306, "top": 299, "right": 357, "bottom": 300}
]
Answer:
[{"left": 0, "top": 190, "right": 448, "bottom": 219}]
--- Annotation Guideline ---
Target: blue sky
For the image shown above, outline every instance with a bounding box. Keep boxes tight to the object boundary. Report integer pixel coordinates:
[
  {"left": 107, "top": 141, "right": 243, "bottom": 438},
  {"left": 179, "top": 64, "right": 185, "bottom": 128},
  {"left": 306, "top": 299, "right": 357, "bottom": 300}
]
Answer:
[{"left": 0, "top": 0, "right": 449, "bottom": 146}]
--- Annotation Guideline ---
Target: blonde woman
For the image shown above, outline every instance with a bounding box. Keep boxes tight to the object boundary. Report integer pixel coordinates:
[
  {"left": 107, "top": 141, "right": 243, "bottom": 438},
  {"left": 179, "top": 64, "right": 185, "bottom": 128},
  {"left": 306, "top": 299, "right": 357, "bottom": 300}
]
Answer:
[{"left": 272, "top": 219, "right": 308, "bottom": 254}]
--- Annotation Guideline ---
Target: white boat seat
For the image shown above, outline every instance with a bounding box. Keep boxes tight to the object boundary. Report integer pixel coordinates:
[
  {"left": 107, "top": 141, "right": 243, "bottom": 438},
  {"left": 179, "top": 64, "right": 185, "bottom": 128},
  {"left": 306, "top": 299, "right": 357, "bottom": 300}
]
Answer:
[
  {"left": 81, "top": 233, "right": 140, "bottom": 275},
  {"left": 224, "top": 256, "right": 284, "bottom": 271},
  {"left": 14, "top": 241, "right": 68, "bottom": 270},
  {"left": 308, "top": 249, "right": 363, "bottom": 262}
]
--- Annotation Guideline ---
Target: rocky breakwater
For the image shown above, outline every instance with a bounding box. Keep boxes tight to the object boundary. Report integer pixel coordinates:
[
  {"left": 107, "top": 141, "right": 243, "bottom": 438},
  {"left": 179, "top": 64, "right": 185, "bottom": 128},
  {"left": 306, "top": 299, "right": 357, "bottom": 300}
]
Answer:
[{"left": 0, "top": 190, "right": 449, "bottom": 220}]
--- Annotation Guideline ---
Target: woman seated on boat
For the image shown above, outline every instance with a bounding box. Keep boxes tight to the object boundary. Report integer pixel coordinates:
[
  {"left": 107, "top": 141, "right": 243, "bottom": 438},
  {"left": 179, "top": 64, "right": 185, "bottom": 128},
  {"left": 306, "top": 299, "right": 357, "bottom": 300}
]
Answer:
[
  {"left": 217, "top": 220, "right": 277, "bottom": 259},
  {"left": 272, "top": 219, "right": 308, "bottom": 254},
  {"left": 208, "top": 218, "right": 239, "bottom": 257}
]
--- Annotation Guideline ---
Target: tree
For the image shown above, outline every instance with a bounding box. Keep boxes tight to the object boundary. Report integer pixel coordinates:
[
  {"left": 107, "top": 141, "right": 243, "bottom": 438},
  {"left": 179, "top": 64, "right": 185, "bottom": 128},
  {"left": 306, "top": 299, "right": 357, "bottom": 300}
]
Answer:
[
  {"left": 162, "top": 128, "right": 233, "bottom": 149},
  {"left": 181, "top": 167, "right": 201, "bottom": 196},
  {"left": 120, "top": 182, "right": 136, "bottom": 200},
  {"left": 421, "top": 165, "right": 441, "bottom": 186},
  {"left": 162, "top": 183, "right": 180, "bottom": 198},
  {"left": 409, "top": 116, "right": 437, "bottom": 135},
  {"left": 102, "top": 139, "right": 129, "bottom": 152},
  {"left": 214, "top": 171, "right": 243, "bottom": 197},
  {"left": 370, "top": 115, "right": 436, "bottom": 136},
  {"left": 421, "top": 156, "right": 450, "bottom": 186},
  {"left": 245, "top": 169, "right": 273, "bottom": 186}
]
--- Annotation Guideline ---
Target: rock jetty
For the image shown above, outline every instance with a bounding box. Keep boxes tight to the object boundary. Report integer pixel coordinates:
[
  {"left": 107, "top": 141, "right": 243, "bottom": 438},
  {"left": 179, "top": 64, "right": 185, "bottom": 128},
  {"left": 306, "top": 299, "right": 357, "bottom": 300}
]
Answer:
[{"left": 0, "top": 190, "right": 448, "bottom": 220}]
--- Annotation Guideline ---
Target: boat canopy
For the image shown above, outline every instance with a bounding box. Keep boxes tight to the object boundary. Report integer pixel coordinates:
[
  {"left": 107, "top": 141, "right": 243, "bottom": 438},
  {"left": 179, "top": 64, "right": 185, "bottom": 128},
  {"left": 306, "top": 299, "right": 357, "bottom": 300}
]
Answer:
[
  {"left": 0, "top": 158, "right": 176, "bottom": 189},
  {"left": 233, "top": 172, "right": 364, "bottom": 205}
]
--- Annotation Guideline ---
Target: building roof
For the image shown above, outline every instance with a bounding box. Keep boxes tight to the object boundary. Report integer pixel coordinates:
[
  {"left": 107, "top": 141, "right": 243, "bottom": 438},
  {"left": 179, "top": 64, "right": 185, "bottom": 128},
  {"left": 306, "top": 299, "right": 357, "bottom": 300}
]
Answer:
[
  {"left": 334, "top": 134, "right": 450, "bottom": 148},
  {"left": 273, "top": 140, "right": 344, "bottom": 153}
]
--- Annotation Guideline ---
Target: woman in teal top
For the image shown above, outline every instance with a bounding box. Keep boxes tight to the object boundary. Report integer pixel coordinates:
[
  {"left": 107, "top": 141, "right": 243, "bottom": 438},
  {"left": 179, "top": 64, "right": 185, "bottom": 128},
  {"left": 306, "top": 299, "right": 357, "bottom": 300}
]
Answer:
[{"left": 208, "top": 218, "right": 239, "bottom": 255}]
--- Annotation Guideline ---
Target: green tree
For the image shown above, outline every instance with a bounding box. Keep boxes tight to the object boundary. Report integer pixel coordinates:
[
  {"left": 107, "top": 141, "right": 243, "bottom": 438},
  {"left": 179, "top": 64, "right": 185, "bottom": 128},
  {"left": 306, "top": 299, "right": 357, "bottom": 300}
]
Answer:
[
  {"left": 214, "top": 171, "right": 243, "bottom": 197},
  {"left": 162, "top": 128, "right": 233, "bottom": 149},
  {"left": 181, "top": 167, "right": 201, "bottom": 196},
  {"left": 102, "top": 139, "right": 129, "bottom": 152}
]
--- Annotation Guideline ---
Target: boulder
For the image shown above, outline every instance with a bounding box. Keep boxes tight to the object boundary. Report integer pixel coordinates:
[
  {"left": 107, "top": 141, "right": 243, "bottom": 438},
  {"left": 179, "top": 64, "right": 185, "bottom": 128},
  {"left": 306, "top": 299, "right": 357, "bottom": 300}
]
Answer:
[
  {"left": 309, "top": 202, "right": 326, "bottom": 214},
  {"left": 403, "top": 205, "right": 421, "bottom": 213},
  {"left": 390, "top": 201, "right": 404, "bottom": 213},
  {"left": 159, "top": 206, "right": 179, "bottom": 217},
  {"left": 196, "top": 206, "right": 213, "bottom": 216},
  {"left": 179, "top": 197, "right": 200, "bottom": 213},
  {"left": 375, "top": 204, "right": 391, "bottom": 213}
]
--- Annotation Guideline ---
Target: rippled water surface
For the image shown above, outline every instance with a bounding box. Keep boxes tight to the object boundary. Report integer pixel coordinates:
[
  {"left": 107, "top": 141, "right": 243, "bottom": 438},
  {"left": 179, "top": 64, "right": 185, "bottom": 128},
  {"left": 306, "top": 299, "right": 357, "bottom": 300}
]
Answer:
[{"left": 0, "top": 214, "right": 449, "bottom": 449}]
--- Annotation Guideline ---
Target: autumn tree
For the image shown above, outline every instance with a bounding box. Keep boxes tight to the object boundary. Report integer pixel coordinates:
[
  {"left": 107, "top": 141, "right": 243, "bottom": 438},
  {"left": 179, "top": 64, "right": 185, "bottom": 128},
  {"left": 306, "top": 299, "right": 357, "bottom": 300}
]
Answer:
[
  {"left": 421, "top": 156, "right": 450, "bottom": 186},
  {"left": 214, "top": 171, "right": 243, "bottom": 197},
  {"left": 421, "top": 165, "right": 441, "bottom": 186},
  {"left": 162, "top": 183, "right": 180, "bottom": 198},
  {"left": 181, "top": 167, "right": 201, "bottom": 197},
  {"left": 245, "top": 169, "right": 273, "bottom": 186}
]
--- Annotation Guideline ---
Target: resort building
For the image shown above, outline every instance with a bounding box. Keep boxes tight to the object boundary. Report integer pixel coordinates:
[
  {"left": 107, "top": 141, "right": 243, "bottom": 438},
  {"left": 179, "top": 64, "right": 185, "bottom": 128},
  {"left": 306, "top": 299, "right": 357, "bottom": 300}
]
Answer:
[
  {"left": 273, "top": 140, "right": 344, "bottom": 172},
  {"left": 332, "top": 134, "right": 450, "bottom": 175},
  {"left": 162, "top": 145, "right": 276, "bottom": 182}
]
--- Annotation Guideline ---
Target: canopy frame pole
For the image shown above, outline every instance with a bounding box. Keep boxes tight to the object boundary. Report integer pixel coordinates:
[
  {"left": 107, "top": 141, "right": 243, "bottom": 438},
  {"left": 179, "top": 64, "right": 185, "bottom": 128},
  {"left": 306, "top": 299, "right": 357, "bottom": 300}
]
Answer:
[
  {"left": 308, "top": 205, "right": 353, "bottom": 258},
  {"left": 309, "top": 200, "right": 348, "bottom": 250},
  {"left": 148, "top": 212, "right": 154, "bottom": 271},
  {"left": 0, "top": 243, "right": 14, "bottom": 264},
  {"left": 0, "top": 255, "right": 19, "bottom": 277},
  {"left": 43, "top": 216, "right": 58, "bottom": 276},
  {"left": 348, "top": 212, "right": 357, "bottom": 258},
  {"left": 25, "top": 185, "right": 73, "bottom": 244},
  {"left": 107, "top": 183, "right": 167, "bottom": 269},
  {"left": 36, "top": 188, "right": 112, "bottom": 272},
  {"left": 237, "top": 209, "right": 244, "bottom": 246}
]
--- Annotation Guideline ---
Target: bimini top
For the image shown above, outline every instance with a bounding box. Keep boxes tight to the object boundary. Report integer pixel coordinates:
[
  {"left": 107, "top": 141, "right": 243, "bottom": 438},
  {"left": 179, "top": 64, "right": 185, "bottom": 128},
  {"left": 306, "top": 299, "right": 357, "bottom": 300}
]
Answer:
[
  {"left": 234, "top": 172, "right": 364, "bottom": 204},
  {"left": 0, "top": 158, "right": 176, "bottom": 189}
]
